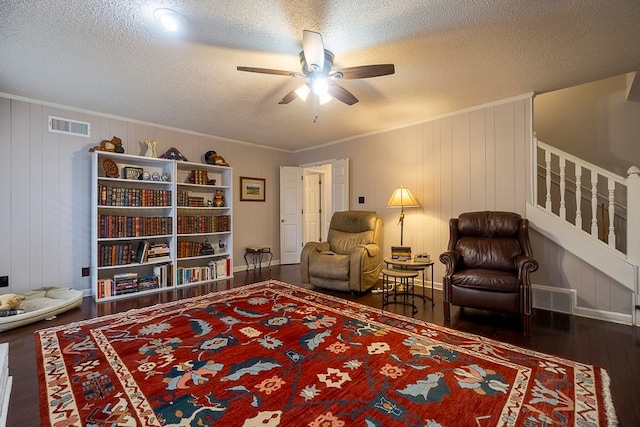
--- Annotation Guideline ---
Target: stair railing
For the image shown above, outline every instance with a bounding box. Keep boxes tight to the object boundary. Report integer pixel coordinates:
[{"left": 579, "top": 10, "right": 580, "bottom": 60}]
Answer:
[{"left": 533, "top": 136, "right": 640, "bottom": 260}]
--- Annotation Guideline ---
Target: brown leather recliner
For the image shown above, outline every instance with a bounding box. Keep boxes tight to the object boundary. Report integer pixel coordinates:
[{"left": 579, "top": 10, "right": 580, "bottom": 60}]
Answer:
[
  {"left": 300, "top": 211, "right": 383, "bottom": 293},
  {"left": 439, "top": 211, "right": 538, "bottom": 336}
]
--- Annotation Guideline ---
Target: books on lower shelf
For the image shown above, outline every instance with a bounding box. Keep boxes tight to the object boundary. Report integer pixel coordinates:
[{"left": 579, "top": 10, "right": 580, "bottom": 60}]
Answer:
[
  {"left": 177, "top": 258, "right": 230, "bottom": 285},
  {"left": 96, "top": 265, "right": 171, "bottom": 299}
]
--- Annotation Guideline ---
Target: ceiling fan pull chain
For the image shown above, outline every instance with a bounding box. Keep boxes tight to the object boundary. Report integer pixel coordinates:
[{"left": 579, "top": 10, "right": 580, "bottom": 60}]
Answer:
[{"left": 313, "top": 95, "right": 319, "bottom": 123}]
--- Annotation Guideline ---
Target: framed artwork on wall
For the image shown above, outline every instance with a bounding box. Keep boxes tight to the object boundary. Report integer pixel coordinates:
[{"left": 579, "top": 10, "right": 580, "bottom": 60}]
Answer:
[{"left": 240, "top": 176, "right": 265, "bottom": 201}]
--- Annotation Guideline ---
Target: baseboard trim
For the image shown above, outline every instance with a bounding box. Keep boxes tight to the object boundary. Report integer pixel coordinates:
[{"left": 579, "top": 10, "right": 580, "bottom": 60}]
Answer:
[{"left": 573, "top": 306, "right": 633, "bottom": 326}]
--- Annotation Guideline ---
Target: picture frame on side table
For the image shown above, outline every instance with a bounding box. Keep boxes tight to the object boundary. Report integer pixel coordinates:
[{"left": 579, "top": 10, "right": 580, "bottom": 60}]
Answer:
[{"left": 240, "top": 176, "right": 265, "bottom": 201}]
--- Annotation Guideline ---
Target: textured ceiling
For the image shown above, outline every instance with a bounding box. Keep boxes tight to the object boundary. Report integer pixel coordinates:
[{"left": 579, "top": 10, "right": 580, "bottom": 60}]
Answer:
[{"left": 1, "top": 0, "right": 640, "bottom": 151}]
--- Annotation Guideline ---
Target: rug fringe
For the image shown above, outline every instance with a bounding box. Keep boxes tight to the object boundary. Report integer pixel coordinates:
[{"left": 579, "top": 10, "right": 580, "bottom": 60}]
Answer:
[{"left": 600, "top": 368, "right": 619, "bottom": 426}]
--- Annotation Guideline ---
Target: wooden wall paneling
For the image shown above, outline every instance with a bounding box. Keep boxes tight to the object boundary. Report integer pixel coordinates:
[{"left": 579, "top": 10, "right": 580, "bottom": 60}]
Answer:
[
  {"left": 594, "top": 269, "right": 611, "bottom": 311},
  {"left": 0, "top": 98, "right": 11, "bottom": 286},
  {"left": 10, "top": 101, "right": 32, "bottom": 292},
  {"left": 99, "top": 116, "right": 111, "bottom": 142},
  {"left": 469, "top": 109, "right": 487, "bottom": 211},
  {"left": 427, "top": 121, "right": 444, "bottom": 267},
  {"left": 494, "top": 103, "right": 517, "bottom": 212},
  {"left": 514, "top": 99, "right": 528, "bottom": 212},
  {"left": 41, "top": 106, "right": 62, "bottom": 287},
  {"left": 529, "top": 230, "right": 550, "bottom": 285},
  {"left": 412, "top": 125, "right": 426, "bottom": 255},
  {"left": 609, "top": 275, "right": 632, "bottom": 313},
  {"left": 57, "top": 110, "right": 86, "bottom": 288},
  {"left": 29, "top": 103, "right": 44, "bottom": 288},
  {"left": 108, "top": 118, "right": 128, "bottom": 150},
  {"left": 439, "top": 117, "right": 453, "bottom": 220},
  {"left": 484, "top": 107, "right": 496, "bottom": 209},
  {"left": 420, "top": 122, "right": 437, "bottom": 272},
  {"left": 578, "top": 261, "right": 597, "bottom": 309},
  {"left": 451, "top": 113, "right": 471, "bottom": 215}
]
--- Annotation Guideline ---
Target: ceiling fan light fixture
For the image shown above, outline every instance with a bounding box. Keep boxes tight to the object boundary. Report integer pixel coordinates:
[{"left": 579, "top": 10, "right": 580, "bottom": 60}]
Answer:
[
  {"left": 154, "top": 8, "right": 180, "bottom": 32},
  {"left": 295, "top": 84, "right": 310, "bottom": 102},
  {"left": 318, "top": 93, "right": 332, "bottom": 105},
  {"left": 312, "top": 78, "right": 329, "bottom": 96}
]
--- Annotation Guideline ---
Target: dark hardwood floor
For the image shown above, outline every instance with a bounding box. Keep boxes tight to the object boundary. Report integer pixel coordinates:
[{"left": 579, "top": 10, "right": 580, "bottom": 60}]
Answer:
[{"left": 4, "top": 264, "right": 639, "bottom": 426}]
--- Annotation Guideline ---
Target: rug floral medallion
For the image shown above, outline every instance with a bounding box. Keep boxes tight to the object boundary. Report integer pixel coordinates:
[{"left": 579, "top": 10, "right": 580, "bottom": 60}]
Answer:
[{"left": 36, "top": 280, "right": 617, "bottom": 426}]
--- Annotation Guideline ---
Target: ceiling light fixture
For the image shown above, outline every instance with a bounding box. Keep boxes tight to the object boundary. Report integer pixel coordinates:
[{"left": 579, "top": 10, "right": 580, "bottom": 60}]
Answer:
[
  {"left": 312, "top": 78, "right": 329, "bottom": 96},
  {"left": 154, "top": 8, "right": 180, "bottom": 32},
  {"left": 318, "top": 93, "right": 332, "bottom": 105},
  {"left": 295, "top": 84, "right": 310, "bottom": 102}
]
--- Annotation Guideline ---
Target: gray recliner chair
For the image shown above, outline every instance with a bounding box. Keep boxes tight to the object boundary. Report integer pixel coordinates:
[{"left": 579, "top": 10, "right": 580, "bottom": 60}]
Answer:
[{"left": 300, "top": 211, "right": 383, "bottom": 293}]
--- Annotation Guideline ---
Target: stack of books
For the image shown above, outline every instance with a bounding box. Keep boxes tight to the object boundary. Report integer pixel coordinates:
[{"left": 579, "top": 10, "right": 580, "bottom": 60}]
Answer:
[
  {"left": 146, "top": 242, "right": 170, "bottom": 262},
  {"left": 391, "top": 246, "right": 412, "bottom": 261},
  {"left": 112, "top": 272, "right": 138, "bottom": 296}
]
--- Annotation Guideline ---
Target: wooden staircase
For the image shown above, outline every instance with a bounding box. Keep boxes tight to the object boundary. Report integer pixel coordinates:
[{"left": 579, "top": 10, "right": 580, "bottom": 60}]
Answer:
[{"left": 528, "top": 137, "right": 639, "bottom": 324}]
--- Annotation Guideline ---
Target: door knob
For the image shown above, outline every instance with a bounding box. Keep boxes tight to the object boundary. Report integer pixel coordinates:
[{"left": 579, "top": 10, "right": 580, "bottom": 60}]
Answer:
[{"left": 280, "top": 219, "right": 285, "bottom": 222}]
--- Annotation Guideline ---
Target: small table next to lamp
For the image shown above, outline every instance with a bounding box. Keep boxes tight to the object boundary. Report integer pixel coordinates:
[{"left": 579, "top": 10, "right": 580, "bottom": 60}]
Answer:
[{"left": 383, "top": 257, "right": 435, "bottom": 305}]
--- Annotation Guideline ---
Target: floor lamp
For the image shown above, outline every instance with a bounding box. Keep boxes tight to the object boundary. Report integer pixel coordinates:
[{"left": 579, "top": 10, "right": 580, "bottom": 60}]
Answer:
[{"left": 386, "top": 186, "right": 420, "bottom": 245}]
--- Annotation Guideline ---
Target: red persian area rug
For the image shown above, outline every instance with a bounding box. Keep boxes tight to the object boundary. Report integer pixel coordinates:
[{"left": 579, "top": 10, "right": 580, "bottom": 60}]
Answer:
[{"left": 36, "top": 280, "right": 617, "bottom": 426}]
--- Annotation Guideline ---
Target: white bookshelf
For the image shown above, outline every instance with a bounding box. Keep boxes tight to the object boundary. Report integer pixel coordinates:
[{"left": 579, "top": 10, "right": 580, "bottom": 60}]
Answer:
[
  {"left": 0, "top": 343, "right": 11, "bottom": 427},
  {"left": 90, "top": 152, "right": 233, "bottom": 301}
]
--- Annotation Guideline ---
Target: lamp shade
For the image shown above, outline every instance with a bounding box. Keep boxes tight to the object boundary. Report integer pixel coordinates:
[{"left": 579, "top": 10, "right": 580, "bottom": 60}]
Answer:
[{"left": 386, "top": 186, "right": 420, "bottom": 208}]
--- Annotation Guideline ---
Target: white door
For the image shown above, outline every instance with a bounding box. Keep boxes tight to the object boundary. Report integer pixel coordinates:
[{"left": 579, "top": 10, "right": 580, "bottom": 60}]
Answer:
[
  {"left": 280, "top": 166, "right": 303, "bottom": 264},
  {"left": 303, "top": 173, "right": 322, "bottom": 242},
  {"left": 331, "top": 158, "right": 349, "bottom": 213}
]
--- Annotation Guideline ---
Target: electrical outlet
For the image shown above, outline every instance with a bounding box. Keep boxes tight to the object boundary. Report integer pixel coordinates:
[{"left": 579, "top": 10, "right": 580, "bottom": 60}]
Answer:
[
  {"left": 0, "top": 276, "right": 8, "bottom": 288},
  {"left": 358, "top": 196, "right": 365, "bottom": 204},
  {"left": 82, "top": 267, "right": 90, "bottom": 277}
]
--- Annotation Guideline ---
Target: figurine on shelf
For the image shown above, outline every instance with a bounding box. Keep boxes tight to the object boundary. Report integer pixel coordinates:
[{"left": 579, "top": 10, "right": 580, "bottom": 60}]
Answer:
[
  {"left": 213, "top": 189, "right": 225, "bottom": 207},
  {"left": 89, "top": 136, "right": 124, "bottom": 153},
  {"left": 200, "top": 239, "right": 215, "bottom": 255},
  {"left": 144, "top": 139, "right": 157, "bottom": 158}
]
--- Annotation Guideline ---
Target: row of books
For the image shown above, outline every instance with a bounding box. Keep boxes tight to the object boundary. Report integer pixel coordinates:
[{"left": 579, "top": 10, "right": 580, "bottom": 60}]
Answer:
[
  {"left": 177, "top": 190, "right": 207, "bottom": 207},
  {"left": 98, "top": 242, "right": 133, "bottom": 267},
  {"left": 177, "top": 259, "right": 230, "bottom": 285},
  {"left": 95, "top": 265, "right": 171, "bottom": 299},
  {"left": 190, "top": 170, "right": 210, "bottom": 185},
  {"left": 99, "top": 215, "right": 173, "bottom": 238},
  {"left": 98, "top": 185, "right": 171, "bottom": 207},
  {"left": 178, "top": 240, "right": 208, "bottom": 258},
  {"left": 177, "top": 215, "right": 231, "bottom": 234}
]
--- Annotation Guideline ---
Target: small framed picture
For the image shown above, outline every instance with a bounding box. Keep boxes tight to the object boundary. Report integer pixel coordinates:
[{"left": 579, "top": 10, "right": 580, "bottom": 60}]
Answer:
[
  {"left": 123, "top": 167, "right": 143, "bottom": 180},
  {"left": 240, "top": 177, "right": 265, "bottom": 202}
]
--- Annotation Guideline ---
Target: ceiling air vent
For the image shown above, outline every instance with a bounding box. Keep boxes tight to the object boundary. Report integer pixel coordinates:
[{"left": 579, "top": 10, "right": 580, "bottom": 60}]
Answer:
[{"left": 48, "top": 116, "right": 91, "bottom": 138}]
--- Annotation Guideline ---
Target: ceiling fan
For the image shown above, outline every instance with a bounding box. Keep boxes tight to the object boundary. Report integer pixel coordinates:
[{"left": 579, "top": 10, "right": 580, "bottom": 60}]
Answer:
[{"left": 237, "top": 30, "right": 395, "bottom": 118}]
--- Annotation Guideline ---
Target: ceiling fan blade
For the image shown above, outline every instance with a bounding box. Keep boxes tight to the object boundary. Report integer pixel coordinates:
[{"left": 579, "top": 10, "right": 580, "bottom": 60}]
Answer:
[
  {"left": 302, "top": 30, "right": 325, "bottom": 73},
  {"left": 334, "top": 64, "right": 395, "bottom": 79},
  {"left": 328, "top": 82, "right": 359, "bottom": 105},
  {"left": 237, "top": 66, "right": 297, "bottom": 77},
  {"left": 278, "top": 88, "right": 298, "bottom": 104}
]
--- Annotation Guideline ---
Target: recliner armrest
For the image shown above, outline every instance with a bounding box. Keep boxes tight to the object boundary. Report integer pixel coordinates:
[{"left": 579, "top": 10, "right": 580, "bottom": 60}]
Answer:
[
  {"left": 439, "top": 250, "right": 460, "bottom": 276},
  {"left": 515, "top": 255, "right": 538, "bottom": 283},
  {"left": 300, "top": 241, "right": 331, "bottom": 283},
  {"left": 353, "top": 243, "right": 380, "bottom": 257}
]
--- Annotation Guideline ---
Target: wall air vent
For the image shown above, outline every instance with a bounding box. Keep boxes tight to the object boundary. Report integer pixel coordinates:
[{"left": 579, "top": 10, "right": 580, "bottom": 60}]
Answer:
[{"left": 48, "top": 116, "right": 91, "bottom": 137}]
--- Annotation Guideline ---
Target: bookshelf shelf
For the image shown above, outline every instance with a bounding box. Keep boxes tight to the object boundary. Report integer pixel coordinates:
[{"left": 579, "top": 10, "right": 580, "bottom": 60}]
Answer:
[{"left": 91, "top": 152, "right": 233, "bottom": 302}]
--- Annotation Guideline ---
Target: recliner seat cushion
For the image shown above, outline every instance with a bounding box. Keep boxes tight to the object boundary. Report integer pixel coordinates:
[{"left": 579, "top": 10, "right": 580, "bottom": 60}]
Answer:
[
  {"left": 451, "top": 268, "right": 521, "bottom": 292},
  {"left": 308, "top": 252, "right": 350, "bottom": 280}
]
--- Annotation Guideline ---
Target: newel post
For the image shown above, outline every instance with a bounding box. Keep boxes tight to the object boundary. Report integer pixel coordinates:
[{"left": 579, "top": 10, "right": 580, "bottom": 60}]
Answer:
[{"left": 627, "top": 166, "right": 640, "bottom": 310}]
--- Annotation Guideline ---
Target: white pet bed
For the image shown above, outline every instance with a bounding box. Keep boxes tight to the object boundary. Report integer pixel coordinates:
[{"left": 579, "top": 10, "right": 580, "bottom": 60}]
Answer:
[{"left": 0, "top": 287, "right": 84, "bottom": 332}]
